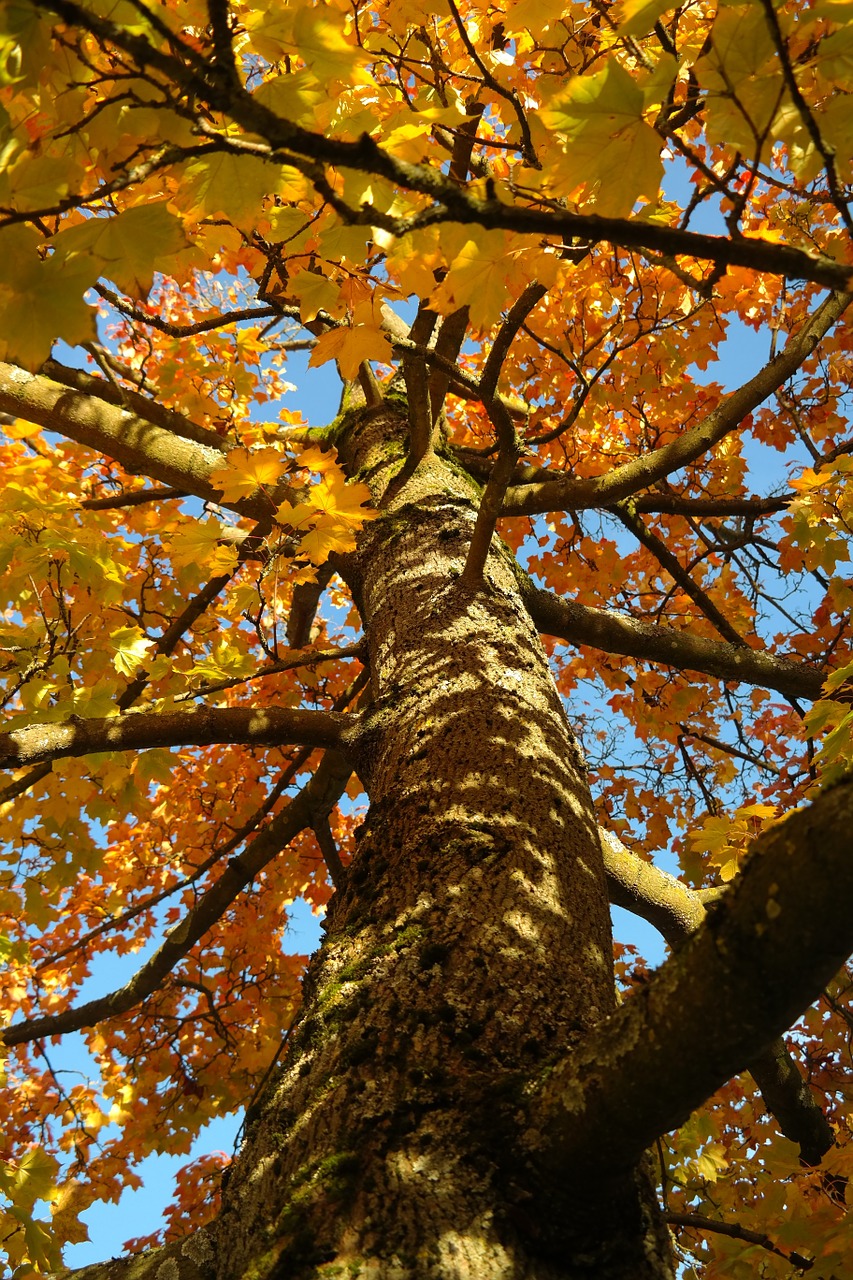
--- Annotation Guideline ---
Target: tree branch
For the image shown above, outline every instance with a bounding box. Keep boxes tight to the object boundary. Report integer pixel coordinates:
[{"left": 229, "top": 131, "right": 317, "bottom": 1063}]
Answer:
[
  {"left": 612, "top": 501, "right": 747, "bottom": 648},
  {"left": 665, "top": 1212, "right": 814, "bottom": 1272},
  {"left": 0, "top": 705, "right": 349, "bottom": 769},
  {"left": 1, "top": 749, "right": 353, "bottom": 1047},
  {"left": 522, "top": 583, "right": 826, "bottom": 700},
  {"left": 42, "top": 359, "right": 227, "bottom": 450},
  {"left": 461, "top": 397, "right": 521, "bottom": 587},
  {"left": 0, "top": 363, "right": 291, "bottom": 521},
  {"left": 527, "top": 776, "right": 853, "bottom": 1183},
  {"left": 502, "top": 292, "right": 852, "bottom": 517},
  {"left": 600, "top": 828, "right": 835, "bottom": 1166},
  {"left": 30, "top": 1, "right": 853, "bottom": 290},
  {"left": 80, "top": 484, "right": 188, "bottom": 509},
  {"left": 0, "top": 761, "right": 52, "bottom": 804}
]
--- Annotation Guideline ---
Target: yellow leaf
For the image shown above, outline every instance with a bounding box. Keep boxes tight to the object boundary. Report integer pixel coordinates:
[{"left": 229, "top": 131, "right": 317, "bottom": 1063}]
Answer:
[
  {"left": 308, "top": 324, "right": 392, "bottom": 379},
  {"left": 431, "top": 233, "right": 515, "bottom": 330},
  {"left": 617, "top": 0, "right": 678, "bottom": 38},
  {"left": 1, "top": 417, "right": 40, "bottom": 439},
  {"left": 310, "top": 473, "right": 377, "bottom": 530},
  {"left": 0, "top": 224, "right": 98, "bottom": 369},
  {"left": 210, "top": 447, "right": 287, "bottom": 503},
  {"left": 694, "top": 6, "right": 784, "bottom": 156},
  {"left": 296, "top": 446, "right": 341, "bottom": 474},
  {"left": 540, "top": 57, "right": 666, "bottom": 216},
  {"left": 290, "top": 563, "right": 319, "bottom": 585},
  {"left": 291, "top": 8, "right": 373, "bottom": 86},
  {"left": 179, "top": 152, "right": 298, "bottom": 227},
  {"left": 109, "top": 626, "right": 154, "bottom": 677},
  {"left": 6, "top": 151, "right": 72, "bottom": 210},
  {"left": 300, "top": 519, "right": 359, "bottom": 564},
  {"left": 253, "top": 69, "right": 327, "bottom": 128},
  {"left": 275, "top": 499, "right": 317, "bottom": 530},
  {"left": 51, "top": 203, "right": 190, "bottom": 297},
  {"left": 208, "top": 544, "right": 240, "bottom": 575},
  {"left": 169, "top": 518, "right": 231, "bottom": 569},
  {"left": 11, "top": 1146, "right": 59, "bottom": 1211},
  {"left": 288, "top": 269, "right": 343, "bottom": 324}
]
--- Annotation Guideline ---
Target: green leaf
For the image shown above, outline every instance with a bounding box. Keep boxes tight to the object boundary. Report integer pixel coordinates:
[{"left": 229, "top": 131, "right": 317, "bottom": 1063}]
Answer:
[
  {"left": 540, "top": 57, "right": 666, "bottom": 216},
  {"left": 617, "top": 0, "right": 678, "bottom": 38},
  {"left": 9, "top": 1147, "right": 58, "bottom": 1213},
  {"left": 0, "top": 225, "right": 97, "bottom": 369},
  {"left": 109, "top": 626, "right": 154, "bottom": 678},
  {"left": 694, "top": 5, "right": 785, "bottom": 156},
  {"left": 179, "top": 152, "right": 297, "bottom": 227},
  {"left": 51, "top": 203, "right": 190, "bottom": 297}
]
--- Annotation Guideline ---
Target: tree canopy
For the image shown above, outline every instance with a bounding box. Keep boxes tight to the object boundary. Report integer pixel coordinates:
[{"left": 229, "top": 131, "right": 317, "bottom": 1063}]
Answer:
[{"left": 1, "top": 0, "right": 853, "bottom": 1276}]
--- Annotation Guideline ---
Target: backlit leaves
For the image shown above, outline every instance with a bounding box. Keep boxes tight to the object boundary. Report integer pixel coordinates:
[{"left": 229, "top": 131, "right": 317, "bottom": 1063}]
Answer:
[
  {"left": 210, "top": 447, "right": 288, "bottom": 504},
  {"left": 52, "top": 204, "right": 190, "bottom": 298},
  {"left": 276, "top": 452, "right": 377, "bottom": 565},
  {"left": 308, "top": 322, "right": 392, "bottom": 378},
  {"left": 540, "top": 58, "right": 668, "bottom": 215}
]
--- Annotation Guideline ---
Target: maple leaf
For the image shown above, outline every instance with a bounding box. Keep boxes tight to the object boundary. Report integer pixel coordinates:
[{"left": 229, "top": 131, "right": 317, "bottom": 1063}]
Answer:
[
  {"left": 309, "top": 473, "right": 377, "bottom": 530},
  {"left": 169, "top": 518, "right": 237, "bottom": 569},
  {"left": 540, "top": 57, "right": 667, "bottom": 216},
  {"left": 617, "top": 0, "right": 678, "bottom": 37},
  {"left": 0, "top": 225, "right": 97, "bottom": 368},
  {"left": 300, "top": 519, "right": 359, "bottom": 564},
  {"left": 109, "top": 626, "right": 154, "bottom": 677},
  {"left": 179, "top": 153, "right": 292, "bottom": 227},
  {"left": 210, "top": 448, "right": 287, "bottom": 503},
  {"left": 296, "top": 447, "right": 342, "bottom": 475},
  {"left": 291, "top": 8, "right": 374, "bottom": 86},
  {"left": 288, "top": 269, "right": 344, "bottom": 324},
  {"left": 275, "top": 499, "right": 317, "bottom": 531},
  {"left": 308, "top": 324, "right": 392, "bottom": 379},
  {"left": 51, "top": 203, "right": 191, "bottom": 298},
  {"left": 1, "top": 3, "right": 852, "bottom": 1275}
]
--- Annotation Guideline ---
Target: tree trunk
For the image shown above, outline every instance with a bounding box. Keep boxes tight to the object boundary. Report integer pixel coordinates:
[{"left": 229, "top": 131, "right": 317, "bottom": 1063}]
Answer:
[{"left": 211, "top": 405, "right": 674, "bottom": 1279}]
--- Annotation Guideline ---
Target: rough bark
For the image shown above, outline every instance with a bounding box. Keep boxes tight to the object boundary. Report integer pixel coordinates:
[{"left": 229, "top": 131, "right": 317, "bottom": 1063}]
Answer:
[
  {"left": 209, "top": 404, "right": 675, "bottom": 1279},
  {"left": 0, "top": 363, "right": 290, "bottom": 521},
  {"left": 529, "top": 776, "right": 853, "bottom": 1182},
  {"left": 0, "top": 706, "right": 346, "bottom": 768},
  {"left": 524, "top": 586, "right": 825, "bottom": 701}
]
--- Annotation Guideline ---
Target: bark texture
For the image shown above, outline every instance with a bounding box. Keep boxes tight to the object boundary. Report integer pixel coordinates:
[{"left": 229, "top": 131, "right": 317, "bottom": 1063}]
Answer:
[{"left": 209, "top": 406, "right": 675, "bottom": 1279}]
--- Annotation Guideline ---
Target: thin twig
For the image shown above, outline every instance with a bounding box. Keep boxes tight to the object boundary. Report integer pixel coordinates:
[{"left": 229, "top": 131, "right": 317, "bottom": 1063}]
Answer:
[
  {"left": 612, "top": 502, "right": 747, "bottom": 648},
  {"left": 666, "top": 1212, "right": 813, "bottom": 1272}
]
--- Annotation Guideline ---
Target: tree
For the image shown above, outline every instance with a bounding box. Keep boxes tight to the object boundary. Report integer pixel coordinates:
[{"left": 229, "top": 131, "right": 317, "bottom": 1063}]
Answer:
[{"left": 0, "top": 0, "right": 852, "bottom": 1275}]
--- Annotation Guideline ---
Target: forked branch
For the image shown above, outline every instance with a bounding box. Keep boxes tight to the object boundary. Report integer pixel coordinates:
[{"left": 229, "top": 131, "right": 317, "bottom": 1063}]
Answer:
[{"left": 529, "top": 777, "right": 853, "bottom": 1182}]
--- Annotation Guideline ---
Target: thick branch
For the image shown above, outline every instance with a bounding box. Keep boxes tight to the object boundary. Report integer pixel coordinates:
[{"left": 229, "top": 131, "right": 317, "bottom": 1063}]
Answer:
[
  {"left": 601, "top": 829, "right": 834, "bottom": 1165},
  {"left": 42, "top": 359, "right": 228, "bottom": 450},
  {"left": 528, "top": 776, "right": 853, "bottom": 1182},
  {"left": 600, "top": 829, "right": 704, "bottom": 944},
  {"left": 503, "top": 292, "right": 852, "bottom": 517},
  {"left": 0, "top": 705, "right": 348, "bottom": 769},
  {"left": 523, "top": 583, "right": 825, "bottom": 700},
  {"left": 1, "top": 749, "right": 352, "bottom": 1047},
  {"left": 0, "top": 363, "right": 289, "bottom": 520},
  {"left": 55, "top": 1233, "right": 214, "bottom": 1280}
]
